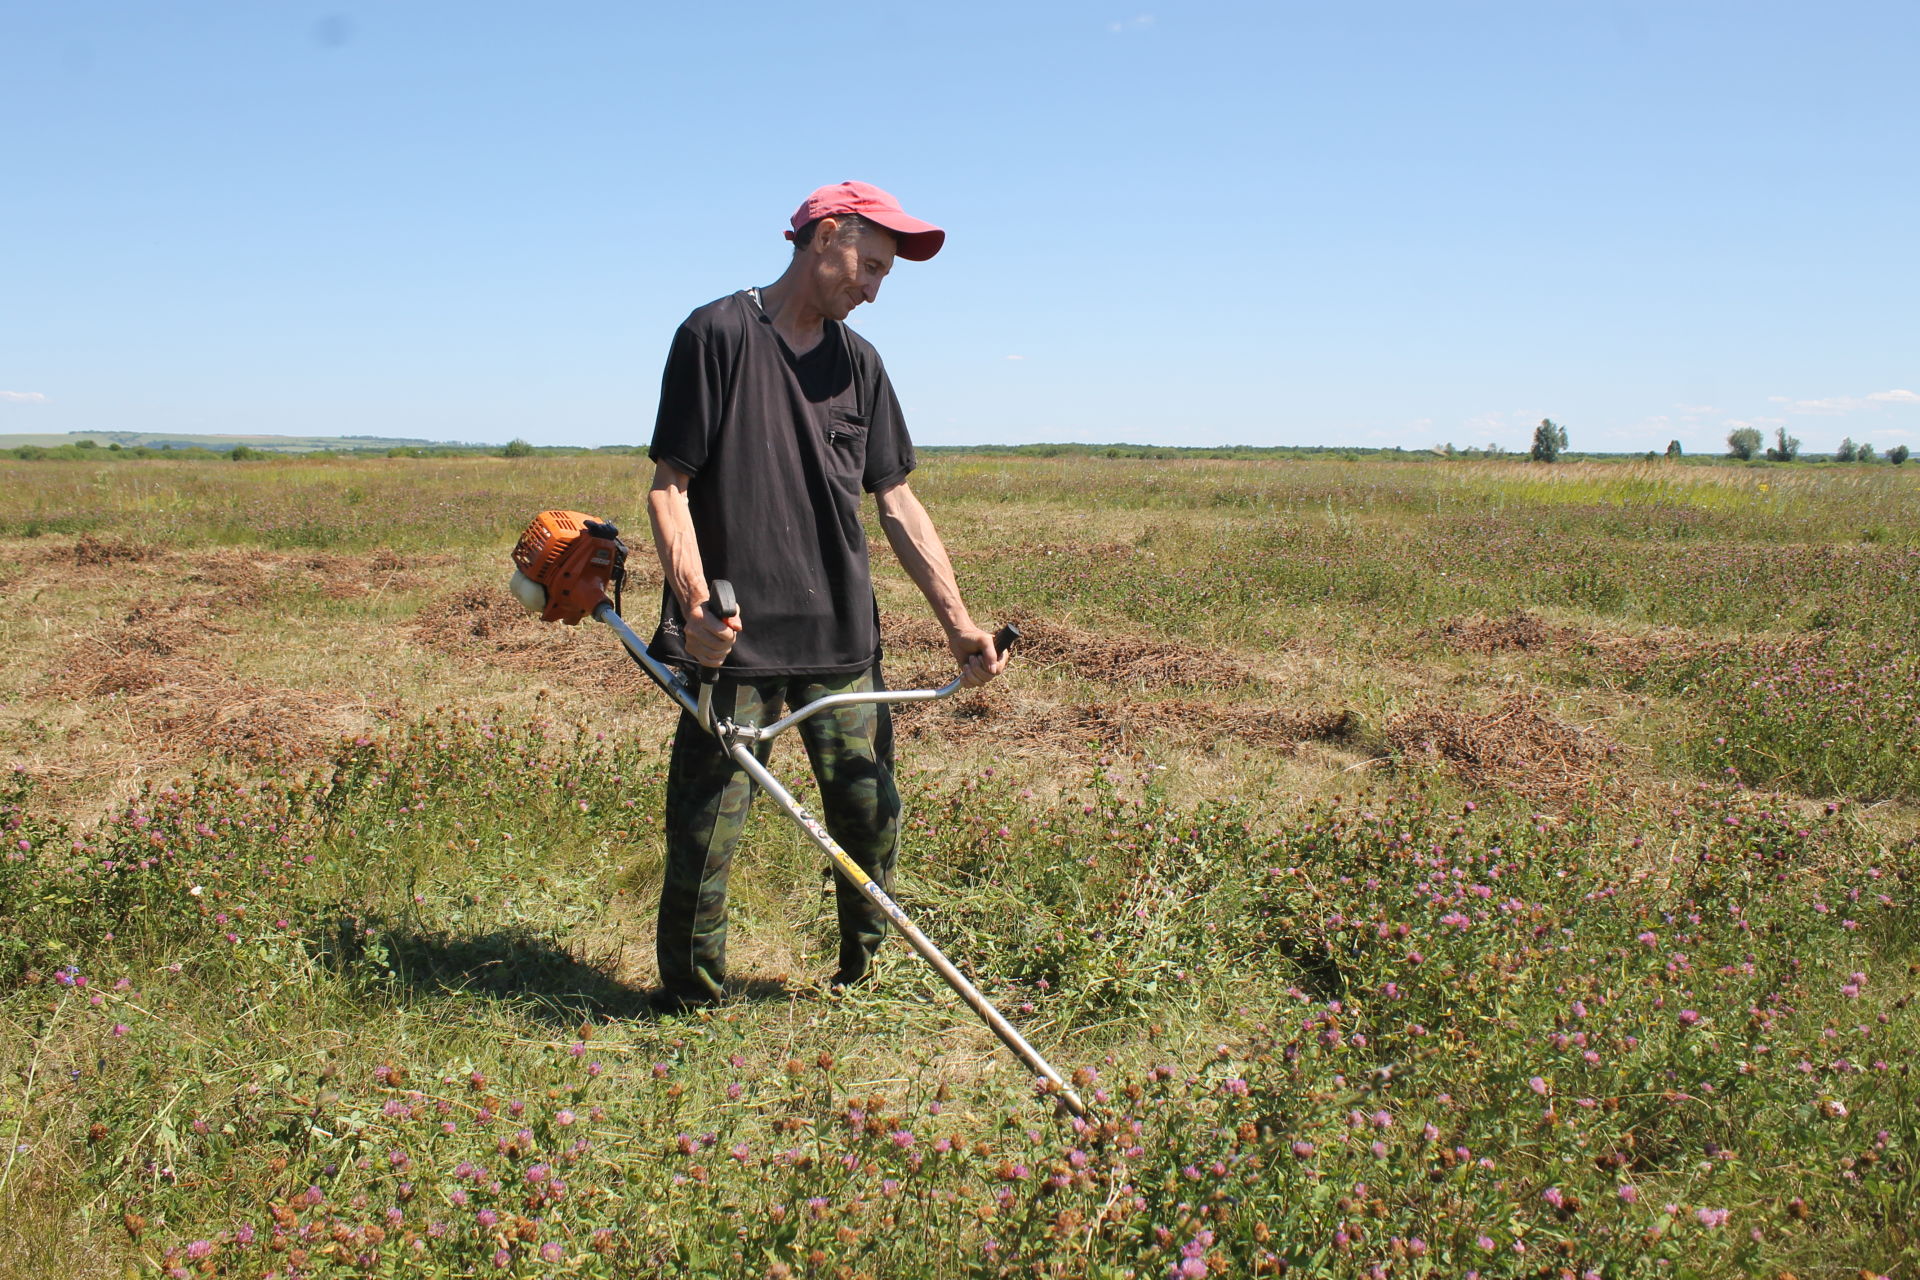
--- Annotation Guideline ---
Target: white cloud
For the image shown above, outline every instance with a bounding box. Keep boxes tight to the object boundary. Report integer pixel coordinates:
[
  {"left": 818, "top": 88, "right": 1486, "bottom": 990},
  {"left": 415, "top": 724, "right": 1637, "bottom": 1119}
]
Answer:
[
  {"left": 1766, "top": 388, "right": 1920, "bottom": 416},
  {"left": 1004, "top": 354, "right": 1025, "bottom": 361},
  {"left": 0, "top": 391, "right": 48, "bottom": 404},
  {"left": 1108, "top": 13, "right": 1154, "bottom": 32},
  {"left": 1768, "top": 394, "right": 1858, "bottom": 415},
  {"left": 1676, "top": 403, "right": 1719, "bottom": 415}
]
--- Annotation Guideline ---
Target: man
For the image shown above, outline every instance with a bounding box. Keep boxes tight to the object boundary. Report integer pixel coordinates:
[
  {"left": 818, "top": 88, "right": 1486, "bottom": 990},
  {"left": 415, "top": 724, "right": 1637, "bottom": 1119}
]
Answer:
[{"left": 644, "top": 181, "right": 1005, "bottom": 1011}]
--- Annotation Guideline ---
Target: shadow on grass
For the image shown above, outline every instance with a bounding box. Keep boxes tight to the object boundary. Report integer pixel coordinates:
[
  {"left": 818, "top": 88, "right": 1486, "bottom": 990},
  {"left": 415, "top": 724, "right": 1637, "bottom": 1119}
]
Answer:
[{"left": 313, "top": 915, "right": 793, "bottom": 1027}]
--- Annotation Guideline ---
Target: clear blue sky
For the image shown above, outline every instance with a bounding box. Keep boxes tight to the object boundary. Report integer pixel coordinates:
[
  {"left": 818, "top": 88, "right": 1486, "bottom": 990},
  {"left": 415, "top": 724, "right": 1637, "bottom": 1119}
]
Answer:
[{"left": 5, "top": 1, "right": 1916, "bottom": 453}]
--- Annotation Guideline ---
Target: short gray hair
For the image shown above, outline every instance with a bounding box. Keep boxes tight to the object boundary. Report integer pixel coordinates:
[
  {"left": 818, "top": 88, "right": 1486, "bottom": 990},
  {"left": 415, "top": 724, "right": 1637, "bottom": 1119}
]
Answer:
[{"left": 791, "top": 213, "right": 886, "bottom": 254}]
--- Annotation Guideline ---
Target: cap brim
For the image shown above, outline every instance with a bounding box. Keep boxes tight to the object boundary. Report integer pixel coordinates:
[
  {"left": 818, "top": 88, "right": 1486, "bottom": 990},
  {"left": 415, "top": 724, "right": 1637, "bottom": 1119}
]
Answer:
[{"left": 862, "top": 211, "right": 945, "bottom": 261}]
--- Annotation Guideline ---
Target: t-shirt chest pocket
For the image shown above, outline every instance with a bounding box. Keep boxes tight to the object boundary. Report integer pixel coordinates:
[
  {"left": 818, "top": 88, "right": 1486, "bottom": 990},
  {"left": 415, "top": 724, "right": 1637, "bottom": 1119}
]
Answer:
[{"left": 823, "top": 405, "right": 869, "bottom": 487}]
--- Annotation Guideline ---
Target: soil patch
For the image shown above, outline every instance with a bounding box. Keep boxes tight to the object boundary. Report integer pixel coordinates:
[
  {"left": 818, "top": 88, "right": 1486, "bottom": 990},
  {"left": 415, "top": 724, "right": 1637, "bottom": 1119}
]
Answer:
[{"left": 1385, "top": 694, "right": 1623, "bottom": 802}]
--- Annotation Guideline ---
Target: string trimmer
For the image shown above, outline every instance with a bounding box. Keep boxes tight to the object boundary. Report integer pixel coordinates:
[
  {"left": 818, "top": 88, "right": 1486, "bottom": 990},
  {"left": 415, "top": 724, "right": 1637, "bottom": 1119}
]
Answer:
[{"left": 509, "top": 509, "right": 1089, "bottom": 1118}]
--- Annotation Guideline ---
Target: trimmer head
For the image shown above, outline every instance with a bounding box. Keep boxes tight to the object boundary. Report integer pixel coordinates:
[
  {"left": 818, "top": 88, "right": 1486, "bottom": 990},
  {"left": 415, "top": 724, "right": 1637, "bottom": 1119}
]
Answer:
[{"left": 509, "top": 509, "right": 627, "bottom": 624}]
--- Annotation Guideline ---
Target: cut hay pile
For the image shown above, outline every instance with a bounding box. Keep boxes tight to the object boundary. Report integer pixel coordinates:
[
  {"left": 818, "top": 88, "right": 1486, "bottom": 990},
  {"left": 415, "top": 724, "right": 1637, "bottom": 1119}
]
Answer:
[
  {"left": 70, "top": 534, "right": 166, "bottom": 567},
  {"left": 1385, "top": 693, "right": 1622, "bottom": 802},
  {"left": 880, "top": 613, "right": 1265, "bottom": 690},
  {"left": 53, "top": 602, "right": 363, "bottom": 763},
  {"left": 881, "top": 615, "right": 1347, "bottom": 755},
  {"left": 410, "top": 579, "right": 666, "bottom": 699},
  {"left": 892, "top": 685, "right": 1352, "bottom": 755},
  {"left": 1429, "top": 610, "right": 1565, "bottom": 654},
  {"left": 1427, "top": 609, "right": 1701, "bottom": 683}
]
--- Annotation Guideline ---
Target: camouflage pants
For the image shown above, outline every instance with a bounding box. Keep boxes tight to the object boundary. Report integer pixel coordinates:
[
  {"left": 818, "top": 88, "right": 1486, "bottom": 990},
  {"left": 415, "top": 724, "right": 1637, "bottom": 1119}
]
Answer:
[{"left": 657, "top": 667, "right": 899, "bottom": 1004}]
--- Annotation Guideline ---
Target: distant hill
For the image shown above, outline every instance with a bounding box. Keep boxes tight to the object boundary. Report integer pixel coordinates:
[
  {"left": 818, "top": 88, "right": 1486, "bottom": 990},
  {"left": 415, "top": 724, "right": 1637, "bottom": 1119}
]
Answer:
[{"left": 0, "top": 430, "right": 466, "bottom": 453}]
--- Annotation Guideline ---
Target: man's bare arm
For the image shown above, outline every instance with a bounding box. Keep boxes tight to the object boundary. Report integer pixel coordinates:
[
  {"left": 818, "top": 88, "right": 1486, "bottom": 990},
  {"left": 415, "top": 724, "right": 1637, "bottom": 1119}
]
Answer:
[
  {"left": 875, "top": 480, "right": 1006, "bottom": 688},
  {"left": 646, "top": 460, "right": 740, "bottom": 666}
]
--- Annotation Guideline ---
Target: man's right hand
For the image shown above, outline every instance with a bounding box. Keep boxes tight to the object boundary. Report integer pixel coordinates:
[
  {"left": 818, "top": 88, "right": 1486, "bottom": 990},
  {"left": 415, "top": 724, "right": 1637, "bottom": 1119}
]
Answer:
[{"left": 685, "top": 598, "right": 743, "bottom": 668}]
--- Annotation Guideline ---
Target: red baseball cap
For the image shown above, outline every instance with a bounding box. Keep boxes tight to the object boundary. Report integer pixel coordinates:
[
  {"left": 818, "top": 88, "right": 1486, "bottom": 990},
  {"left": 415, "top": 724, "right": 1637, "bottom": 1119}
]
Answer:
[{"left": 786, "top": 181, "right": 945, "bottom": 261}]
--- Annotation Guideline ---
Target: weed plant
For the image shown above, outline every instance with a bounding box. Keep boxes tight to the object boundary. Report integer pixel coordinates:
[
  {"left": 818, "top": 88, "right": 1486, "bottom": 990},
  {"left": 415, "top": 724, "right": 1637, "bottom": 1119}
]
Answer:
[{"left": 1671, "top": 639, "right": 1920, "bottom": 802}]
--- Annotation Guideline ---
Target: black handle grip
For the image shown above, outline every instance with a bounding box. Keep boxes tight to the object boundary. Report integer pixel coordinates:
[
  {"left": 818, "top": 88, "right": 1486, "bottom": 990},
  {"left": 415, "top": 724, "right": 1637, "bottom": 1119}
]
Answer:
[
  {"left": 993, "top": 622, "right": 1021, "bottom": 657},
  {"left": 699, "top": 579, "right": 738, "bottom": 685}
]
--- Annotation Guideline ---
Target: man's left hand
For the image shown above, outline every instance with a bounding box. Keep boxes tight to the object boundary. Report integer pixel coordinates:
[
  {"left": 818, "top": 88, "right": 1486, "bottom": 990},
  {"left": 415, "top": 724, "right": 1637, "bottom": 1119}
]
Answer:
[{"left": 946, "top": 625, "right": 1008, "bottom": 689}]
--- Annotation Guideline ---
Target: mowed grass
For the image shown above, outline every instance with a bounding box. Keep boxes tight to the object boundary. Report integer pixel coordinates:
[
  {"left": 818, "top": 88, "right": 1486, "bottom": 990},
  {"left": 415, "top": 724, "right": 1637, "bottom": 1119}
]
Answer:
[{"left": 0, "top": 453, "right": 1916, "bottom": 1280}]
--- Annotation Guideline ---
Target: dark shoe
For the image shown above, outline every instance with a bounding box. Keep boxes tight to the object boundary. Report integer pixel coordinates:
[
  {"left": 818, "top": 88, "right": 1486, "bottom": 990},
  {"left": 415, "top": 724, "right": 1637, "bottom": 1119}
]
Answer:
[
  {"left": 648, "top": 987, "right": 718, "bottom": 1016},
  {"left": 822, "top": 963, "right": 875, "bottom": 995}
]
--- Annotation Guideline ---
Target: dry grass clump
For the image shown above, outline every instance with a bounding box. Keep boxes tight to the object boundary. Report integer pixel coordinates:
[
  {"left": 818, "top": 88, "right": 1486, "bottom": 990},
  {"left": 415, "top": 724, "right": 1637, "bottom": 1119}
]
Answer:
[
  {"left": 174, "top": 548, "right": 444, "bottom": 606},
  {"left": 177, "top": 550, "right": 274, "bottom": 606},
  {"left": 70, "top": 534, "right": 166, "bottom": 567},
  {"left": 168, "top": 689, "right": 365, "bottom": 762},
  {"left": 882, "top": 612, "right": 1262, "bottom": 689},
  {"left": 1427, "top": 609, "right": 1717, "bottom": 685},
  {"left": 891, "top": 679, "right": 1351, "bottom": 756},
  {"left": 1386, "top": 693, "right": 1622, "bottom": 801},
  {"left": 1428, "top": 610, "right": 1566, "bottom": 654},
  {"left": 879, "top": 611, "right": 1342, "bottom": 754},
  {"left": 54, "top": 604, "right": 235, "bottom": 699},
  {"left": 405, "top": 591, "right": 1333, "bottom": 757},
  {"left": 293, "top": 549, "right": 440, "bottom": 598},
  {"left": 50, "top": 603, "right": 360, "bottom": 763},
  {"left": 875, "top": 612, "right": 1342, "bottom": 755},
  {"left": 410, "top": 583, "right": 665, "bottom": 698}
]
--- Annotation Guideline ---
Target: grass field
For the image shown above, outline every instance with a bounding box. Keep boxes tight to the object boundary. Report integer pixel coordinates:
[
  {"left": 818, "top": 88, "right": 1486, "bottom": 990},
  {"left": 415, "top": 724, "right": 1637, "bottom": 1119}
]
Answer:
[{"left": 1, "top": 453, "right": 1915, "bottom": 1279}]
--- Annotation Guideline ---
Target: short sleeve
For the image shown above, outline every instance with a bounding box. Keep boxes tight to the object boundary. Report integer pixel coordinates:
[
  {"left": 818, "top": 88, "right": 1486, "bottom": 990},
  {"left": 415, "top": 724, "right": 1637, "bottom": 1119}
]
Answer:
[
  {"left": 648, "top": 324, "right": 721, "bottom": 476},
  {"left": 861, "top": 362, "right": 917, "bottom": 493}
]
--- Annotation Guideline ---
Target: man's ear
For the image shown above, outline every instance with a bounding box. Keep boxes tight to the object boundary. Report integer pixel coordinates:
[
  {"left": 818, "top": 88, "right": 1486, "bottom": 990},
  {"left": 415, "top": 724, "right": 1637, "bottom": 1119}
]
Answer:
[{"left": 810, "top": 216, "right": 842, "bottom": 252}]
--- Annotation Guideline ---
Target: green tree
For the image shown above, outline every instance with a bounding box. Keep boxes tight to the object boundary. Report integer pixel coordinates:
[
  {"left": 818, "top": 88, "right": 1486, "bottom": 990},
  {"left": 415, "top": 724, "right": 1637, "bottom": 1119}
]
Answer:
[
  {"left": 1835, "top": 437, "right": 1858, "bottom": 462},
  {"left": 1857, "top": 441, "right": 1877, "bottom": 463},
  {"left": 1665, "top": 439, "right": 1683, "bottom": 459},
  {"left": 1727, "top": 427, "right": 1763, "bottom": 460},
  {"left": 1765, "top": 427, "right": 1801, "bottom": 462},
  {"left": 1890, "top": 444, "right": 1910, "bottom": 466},
  {"left": 502, "top": 438, "right": 535, "bottom": 458},
  {"left": 1529, "top": 418, "right": 1568, "bottom": 462}
]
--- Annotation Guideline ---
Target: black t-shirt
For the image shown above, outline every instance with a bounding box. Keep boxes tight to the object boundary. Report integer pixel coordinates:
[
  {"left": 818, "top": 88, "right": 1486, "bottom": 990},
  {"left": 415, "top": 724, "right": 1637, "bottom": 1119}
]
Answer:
[{"left": 646, "top": 290, "right": 916, "bottom": 677}]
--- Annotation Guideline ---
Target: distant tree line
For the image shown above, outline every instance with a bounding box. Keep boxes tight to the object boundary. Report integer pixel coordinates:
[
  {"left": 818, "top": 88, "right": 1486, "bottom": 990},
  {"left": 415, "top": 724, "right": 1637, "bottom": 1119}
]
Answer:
[
  {"left": 1727, "top": 427, "right": 1907, "bottom": 464},
  {"left": 6, "top": 428, "right": 1909, "bottom": 467}
]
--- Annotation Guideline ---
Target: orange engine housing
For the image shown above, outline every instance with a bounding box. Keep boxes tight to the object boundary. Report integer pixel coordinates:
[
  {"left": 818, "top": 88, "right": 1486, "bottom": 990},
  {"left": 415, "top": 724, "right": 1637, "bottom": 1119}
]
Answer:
[{"left": 511, "top": 509, "right": 627, "bottom": 625}]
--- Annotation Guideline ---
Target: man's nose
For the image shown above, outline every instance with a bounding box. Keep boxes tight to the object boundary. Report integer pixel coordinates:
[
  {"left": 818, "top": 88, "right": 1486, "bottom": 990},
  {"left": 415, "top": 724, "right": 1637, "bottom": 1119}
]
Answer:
[{"left": 862, "top": 278, "right": 881, "bottom": 303}]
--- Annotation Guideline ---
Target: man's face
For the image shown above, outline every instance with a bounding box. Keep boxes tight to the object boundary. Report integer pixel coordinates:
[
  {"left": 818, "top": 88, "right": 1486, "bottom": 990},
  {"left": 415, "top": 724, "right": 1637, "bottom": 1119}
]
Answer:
[{"left": 808, "top": 219, "right": 896, "bottom": 321}]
